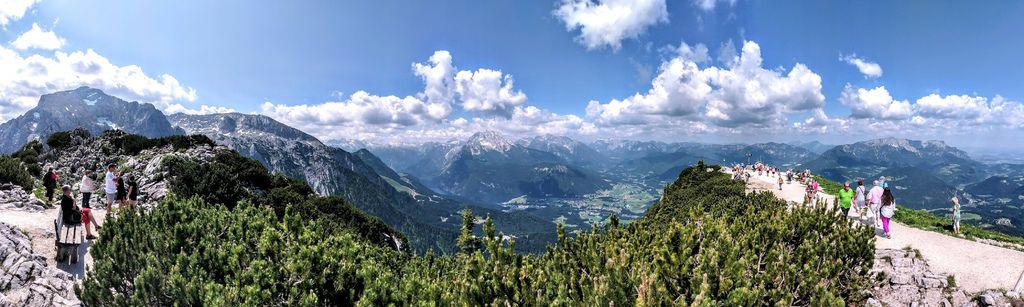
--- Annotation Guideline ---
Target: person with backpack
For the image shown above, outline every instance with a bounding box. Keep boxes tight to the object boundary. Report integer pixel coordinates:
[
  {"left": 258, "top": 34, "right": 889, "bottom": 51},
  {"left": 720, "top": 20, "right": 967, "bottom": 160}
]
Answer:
[
  {"left": 879, "top": 188, "right": 897, "bottom": 238},
  {"left": 867, "top": 180, "right": 884, "bottom": 227},
  {"left": 43, "top": 167, "right": 58, "bottom": 203},
  {"left": 854, "top": 180, "right": 867, "bottom": 220},
  {"left": 60, "top": 185, "right": 99, "bottom": 240}
]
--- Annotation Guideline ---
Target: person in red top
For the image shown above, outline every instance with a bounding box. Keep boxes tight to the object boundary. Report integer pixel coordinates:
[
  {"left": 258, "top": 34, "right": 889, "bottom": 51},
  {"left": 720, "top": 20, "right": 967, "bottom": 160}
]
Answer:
[{"left": 43, "top": 167, "right": 59, "bottom": 203}]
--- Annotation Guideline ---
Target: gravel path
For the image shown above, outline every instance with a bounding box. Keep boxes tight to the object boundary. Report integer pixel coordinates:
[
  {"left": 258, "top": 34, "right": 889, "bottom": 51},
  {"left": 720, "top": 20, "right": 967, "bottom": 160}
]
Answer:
[
  {"left": 0, "top": 207, "right": 108, "bottom": 280},
  {"left": 728, "top": 169, "right": 1024, "bottom": 293}
]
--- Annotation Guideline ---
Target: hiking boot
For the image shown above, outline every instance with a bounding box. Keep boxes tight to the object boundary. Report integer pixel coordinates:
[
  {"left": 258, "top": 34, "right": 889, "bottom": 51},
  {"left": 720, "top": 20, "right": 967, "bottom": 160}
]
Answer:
[{"left": 86, "top": 234, "right": 98, "bottom": 240}]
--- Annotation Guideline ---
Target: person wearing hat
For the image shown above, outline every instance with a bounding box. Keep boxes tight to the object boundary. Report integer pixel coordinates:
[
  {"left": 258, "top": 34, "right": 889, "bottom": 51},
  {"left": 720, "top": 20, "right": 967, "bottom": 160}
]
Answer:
[{"left": 61, "top": 185, "right": 100, "bottom": 240}]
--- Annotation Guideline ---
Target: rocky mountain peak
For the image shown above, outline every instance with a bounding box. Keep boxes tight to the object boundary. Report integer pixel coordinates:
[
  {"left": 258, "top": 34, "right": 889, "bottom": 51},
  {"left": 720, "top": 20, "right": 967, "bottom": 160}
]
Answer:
[
  {"left": 0, "top": 87, "right": 182, "bottom": 154},
  {"left": 466, "top": 131, "right": 514, "bottom": 153}
]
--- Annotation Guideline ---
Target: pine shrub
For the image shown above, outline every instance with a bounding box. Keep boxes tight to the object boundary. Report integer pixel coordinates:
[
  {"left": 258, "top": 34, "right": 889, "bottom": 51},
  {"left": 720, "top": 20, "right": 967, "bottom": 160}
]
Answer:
[
  {"left": 82, "top": 161, "right": 877, "bottom": 305},
  {"left": 0, "top": 156, "right": 33, "bottom": 191}
]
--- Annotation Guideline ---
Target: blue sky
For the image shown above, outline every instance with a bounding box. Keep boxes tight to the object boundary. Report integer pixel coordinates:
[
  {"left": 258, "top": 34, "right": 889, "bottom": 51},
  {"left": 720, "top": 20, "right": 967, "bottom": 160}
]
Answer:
[{"left": 2, "top": 0, "right": 1024, "bottom": 149}]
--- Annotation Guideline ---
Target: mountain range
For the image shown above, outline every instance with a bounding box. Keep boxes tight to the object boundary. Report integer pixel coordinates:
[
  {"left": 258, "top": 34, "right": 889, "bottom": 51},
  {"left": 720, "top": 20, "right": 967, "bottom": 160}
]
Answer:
[{"left": 4, "top": 87, "right": 1023, "bottom": 239}]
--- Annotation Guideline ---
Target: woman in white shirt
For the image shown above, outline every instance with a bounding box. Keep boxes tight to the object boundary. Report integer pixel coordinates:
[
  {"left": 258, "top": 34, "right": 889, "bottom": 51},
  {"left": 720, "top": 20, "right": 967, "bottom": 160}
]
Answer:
[{"left": 80, "top": 170, "right": 96, "bottom": 208}]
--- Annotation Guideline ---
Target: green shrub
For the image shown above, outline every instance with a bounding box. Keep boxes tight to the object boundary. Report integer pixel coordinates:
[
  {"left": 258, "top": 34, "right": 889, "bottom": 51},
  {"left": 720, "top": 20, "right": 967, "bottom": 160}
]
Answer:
[
  {"left": 46, "top": 131, "right": 75, "bottom": 150},
  {"left": 13, "top": 140, "right": 43, "bottom": 178},
  {"left": 0, "top": 156, "right": 33, "bottom": 191},
  {"left": 84, "top": 161, "right": 876, "bottom": 305},
  {"left": 103, "top": 131, "right": 217, "bottom": 155},
  {"left": 78, "top": 197, "right": 408, "bottom": 306}
]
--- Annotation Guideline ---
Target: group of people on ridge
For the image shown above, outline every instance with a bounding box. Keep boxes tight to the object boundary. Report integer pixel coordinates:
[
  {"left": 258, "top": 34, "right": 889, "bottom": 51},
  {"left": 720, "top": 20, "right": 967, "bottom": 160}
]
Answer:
[
  {"left": 836, "top": 178, "right": 897, "bottom": 238},
  {"left": 43, "top": 164, "right": 139, "bottom": 241}
]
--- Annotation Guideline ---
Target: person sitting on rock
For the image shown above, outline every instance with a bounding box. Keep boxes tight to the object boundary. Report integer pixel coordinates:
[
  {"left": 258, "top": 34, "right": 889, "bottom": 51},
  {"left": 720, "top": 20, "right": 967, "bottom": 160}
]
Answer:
[
  {"left": 44, "top": 167, "right": 58, "bottom": 203},
  {"left": 60, "top": 185, "right": 99, "bottom": 240}
]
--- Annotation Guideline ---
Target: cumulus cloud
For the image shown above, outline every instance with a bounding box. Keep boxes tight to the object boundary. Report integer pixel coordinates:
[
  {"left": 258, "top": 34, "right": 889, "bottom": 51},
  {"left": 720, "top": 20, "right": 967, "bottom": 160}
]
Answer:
[
  {"left": 914, "top": 93, "right": 989, "bottom": 120},
  {"left": 260, "top": 91, "right": 446, "bottom": 130},
  {"left": 554, "top": 0, "right": 668, "bottom": 50},
  {"left": 839, "top": 85, "right": 912, "bottom": 120},
  {"left": 811, "top": 84, "right": 1024, "bottom": 139},
  {"left": 586, "top": 40, "right": 825, "bottom": 129},
  {"left": 454, "top": 69, "right": 527, "bottom": 117},
  {"left": 263, "top": 50, "right": 530, "bottom": 135},
  {"left": 11, "top": 23, "right": 65, "bottom": 50},
  {"left": 840, "top": 54, "right": 883, "bottom": 78},
  {"left": 0, "top": 0, "right": 39, "bottom": 27},
  {"left": 0, "top": 45, "right": 198, "bottom": 121}
]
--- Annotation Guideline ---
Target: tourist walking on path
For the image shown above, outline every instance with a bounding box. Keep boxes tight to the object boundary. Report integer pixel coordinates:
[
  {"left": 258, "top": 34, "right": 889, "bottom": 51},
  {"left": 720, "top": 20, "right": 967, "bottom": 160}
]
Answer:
[
  {"left": 104, "top": 164, "right": 117, "bottom": 211},
  {"left": 879, "top": 188, "right": 897, "bottom": 238},
  {"left": 80, "top": 170, "right": 96, "bottom": 208},
  {"left": 867, "top": 180, "right": 884, "bottom": 227},
  {"left": 951, "top": 194, "right": 962, "bottom": 234},
  {"left": 43, "top": 167, "right": 58, "bottom": 203},
  {"left": 854, "top": 180, "right": 867, "bottom": 219},
  {"left": 778, "top": 176, "right": 784, "bottom": 190},
  {"left": 838, "top": 182, "right": 854, "bottom": 213}
]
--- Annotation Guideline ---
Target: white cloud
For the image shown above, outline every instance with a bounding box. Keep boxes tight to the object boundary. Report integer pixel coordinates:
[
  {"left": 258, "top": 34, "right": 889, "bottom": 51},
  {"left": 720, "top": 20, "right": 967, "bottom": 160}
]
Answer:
[
  {"left": 454, "top": 68, "right": 527, "bottom": 118},
  {"left": 586, "top": 40, "right": 825, "bottom": 128},
  {"left": 263, "top": 50, "right": 530, "bottom": 135},
  {"left": 840, "top": 54, "right": 883, "bottom": 78},
  {"left": 839, "top": 85, "right": 912, "bottom": 120},
  {"left": 0, "top": 45, "right": 198, "bottom": 121},
  {"left": 11, "top": 23, "right": 65, "bottom": 50},
  {"left": 554, "top": 0, "right": 668, "bottom": 50},
  {"left": 692, "top": 0, "right": 737, "bottom": 11},
  {"left": 260, "top": 90, "right": 445, "bottom": 131},
  {"left": 0, "top": 0, "right": 39, "bottom": 27},
  {"left": 914, "top": 93, "right": 989, "bottom": 120},
  {"left": 412, "top": 50, "right": 456, "bottom": 106}
]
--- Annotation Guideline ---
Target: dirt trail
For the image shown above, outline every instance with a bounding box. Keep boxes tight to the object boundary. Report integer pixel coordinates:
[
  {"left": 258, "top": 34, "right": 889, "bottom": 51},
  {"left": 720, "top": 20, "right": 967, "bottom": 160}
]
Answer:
[
  {"left": 0, "top": 207, "right": 108, "bottom": 280},
  {"left": 728, "top": 168, "right": 1024, "bottom": 293}
]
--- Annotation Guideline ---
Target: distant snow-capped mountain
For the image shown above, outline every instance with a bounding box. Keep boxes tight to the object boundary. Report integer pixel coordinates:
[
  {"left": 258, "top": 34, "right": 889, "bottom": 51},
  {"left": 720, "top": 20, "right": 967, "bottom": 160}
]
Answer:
[
  {"left": 437, "top": 132, "right": 609, "bottom": 204},
  {"left": 0, "top": 87, "right": 182, "bottom": 153},
  {"left": 366, "top": 131, "right": 609, "bottom": 204},
  {"left": 516, "top": 134, "right": 606, "bottom": 167}
]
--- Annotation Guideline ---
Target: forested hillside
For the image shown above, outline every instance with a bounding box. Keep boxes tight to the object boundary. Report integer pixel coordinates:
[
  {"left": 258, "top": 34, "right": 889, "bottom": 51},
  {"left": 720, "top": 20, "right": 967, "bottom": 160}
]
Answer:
[{"left": 80, "top": 161, "right": 876, "bottom": 305}]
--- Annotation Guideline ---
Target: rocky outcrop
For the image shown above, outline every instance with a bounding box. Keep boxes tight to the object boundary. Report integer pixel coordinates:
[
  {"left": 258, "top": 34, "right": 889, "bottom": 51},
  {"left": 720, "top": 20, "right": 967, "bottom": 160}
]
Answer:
[
  {"left": 43, "top": 130, "right": 224, "bottom": 209},
  {"left": 0, "top": 222, "right": 80, "bottom": 306},
  {"left": 0, "top": 184, "right": 45, "bottom": 211},
  {"left": 867, "top": 248, "right": 1022, "bottom": 307}
]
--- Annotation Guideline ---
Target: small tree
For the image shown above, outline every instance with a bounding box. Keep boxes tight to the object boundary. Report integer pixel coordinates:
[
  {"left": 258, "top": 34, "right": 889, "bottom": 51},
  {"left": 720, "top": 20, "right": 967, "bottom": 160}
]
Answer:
[
  {"left": 0, "top": 156, "right": 33, "bottom": 191},
  {"left": 457, "top": 209, "right": 480, "bottom": 254},
  {"left": 46, "top": 131, "right": 74, "bottom": 150}
]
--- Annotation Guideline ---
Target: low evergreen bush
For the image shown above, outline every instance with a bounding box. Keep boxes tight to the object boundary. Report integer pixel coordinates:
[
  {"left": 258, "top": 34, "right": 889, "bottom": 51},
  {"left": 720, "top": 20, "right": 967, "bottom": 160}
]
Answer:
[
  {"left": 82, "top": 161, "right": 877, "bottom": 305},
  {"left": 0, "top": 156, "right": 33, "bottom": 191}
]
